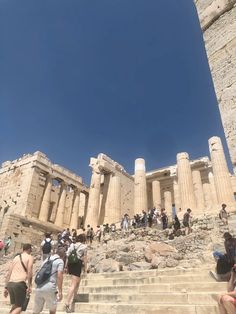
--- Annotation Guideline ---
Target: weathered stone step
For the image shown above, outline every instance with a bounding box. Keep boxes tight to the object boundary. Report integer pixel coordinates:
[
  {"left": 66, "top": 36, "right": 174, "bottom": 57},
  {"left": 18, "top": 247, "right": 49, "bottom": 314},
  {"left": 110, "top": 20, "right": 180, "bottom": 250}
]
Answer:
[
  {"left": 75, "top": 274, "right": 216, "bottom": 287},
  {"left": 0, "top": 303, "right": 220, "bottom": 314}
]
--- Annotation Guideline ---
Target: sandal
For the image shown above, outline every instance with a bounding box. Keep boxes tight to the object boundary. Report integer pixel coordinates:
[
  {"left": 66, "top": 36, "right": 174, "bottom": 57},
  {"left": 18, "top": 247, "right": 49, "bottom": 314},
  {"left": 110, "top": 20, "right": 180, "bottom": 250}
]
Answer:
[{"left": 65, "top": 304, "right": 72, "bottom": 313}]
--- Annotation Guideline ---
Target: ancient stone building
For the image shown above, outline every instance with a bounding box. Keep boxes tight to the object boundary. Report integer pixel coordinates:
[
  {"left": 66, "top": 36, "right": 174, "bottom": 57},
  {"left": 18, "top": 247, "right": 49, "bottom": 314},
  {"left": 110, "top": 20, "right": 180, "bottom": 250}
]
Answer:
[
  {"left": 194, "top": 0, "right": 236, "bottom": 173},
  {"left": 0, "top": 151, "right": 88, "bottom": 251}
]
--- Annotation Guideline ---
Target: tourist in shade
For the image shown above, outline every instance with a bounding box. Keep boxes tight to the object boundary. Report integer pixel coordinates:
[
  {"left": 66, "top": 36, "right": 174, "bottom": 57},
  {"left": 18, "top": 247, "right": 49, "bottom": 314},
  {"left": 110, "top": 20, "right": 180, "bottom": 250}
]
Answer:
[{"left": 160, "top": 208, "right": 168, "bottom": 230}]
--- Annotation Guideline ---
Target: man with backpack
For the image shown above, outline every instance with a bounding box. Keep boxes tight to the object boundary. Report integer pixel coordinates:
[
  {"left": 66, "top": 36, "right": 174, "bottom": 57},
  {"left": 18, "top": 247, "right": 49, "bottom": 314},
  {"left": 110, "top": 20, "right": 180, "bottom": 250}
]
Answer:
[
  {"left": 32, "top": 245, "right": 65, "bottom": 314},
  {"left": 41, "top": 233, "right": 54, "bottom": 261}
]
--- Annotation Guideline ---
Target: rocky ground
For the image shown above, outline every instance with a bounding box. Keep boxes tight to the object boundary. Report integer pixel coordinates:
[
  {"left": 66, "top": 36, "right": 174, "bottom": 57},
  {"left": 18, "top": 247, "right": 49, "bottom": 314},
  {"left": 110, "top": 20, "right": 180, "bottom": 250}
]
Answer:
[{"left": 0, "top": 213, "right": 234, "bottom": 281}]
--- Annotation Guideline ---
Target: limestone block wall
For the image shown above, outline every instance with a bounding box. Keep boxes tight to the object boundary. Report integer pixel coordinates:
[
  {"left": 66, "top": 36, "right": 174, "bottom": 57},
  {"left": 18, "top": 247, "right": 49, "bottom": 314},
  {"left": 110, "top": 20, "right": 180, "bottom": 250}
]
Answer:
[{"left": 194, "top": 0, "right": 236, "bottom": 171}]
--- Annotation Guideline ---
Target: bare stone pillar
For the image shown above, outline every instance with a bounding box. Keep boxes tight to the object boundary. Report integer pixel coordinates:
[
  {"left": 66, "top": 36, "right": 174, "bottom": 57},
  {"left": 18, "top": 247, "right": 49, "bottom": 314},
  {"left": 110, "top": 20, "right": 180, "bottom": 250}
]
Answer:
[
  {"left": 192, "top": 169, "right": 205, "bottom": 213},
  {"left": 109, "top": 175, "right": 121, "bottom": 223},
  {"left": 173, "top": 178, "right": 181, "bottom": 212},
  {"left": 85, "top": 168, "right": 101, "bottom": 227},
  {"left": 164, "top": 191, "right": 172, "bottom": 215},
  {"left": 152, "top": 180, "right": 161, "bottom": 209},
  {"left": 70, "top": 189, "right": 80, "bottom": 230},
  {"left": 208, "top": 172, "right": 218, "bottom": 206},
  {"left": 39, "top": 175, "right": 52, "bottom": 222},
  {"left": 177, "top": 152, "right": 196, "bottom": 211},
  {"left": 55, "top": 182, "right": 67, "bottom": 227},
  {"left": 209, "top": 136, "right": 235, "bottom": 205},
  {"left": 134, "top": 158, "right": 148, "bottom": 214},
  {"left": 203, "top": 182, "right": 213, "bottom": 212}
]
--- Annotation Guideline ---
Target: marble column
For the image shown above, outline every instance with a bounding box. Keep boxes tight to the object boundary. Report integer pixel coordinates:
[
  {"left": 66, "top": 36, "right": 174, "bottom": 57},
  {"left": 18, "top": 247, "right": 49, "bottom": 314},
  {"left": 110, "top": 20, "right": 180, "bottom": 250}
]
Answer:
[
  {"left": 55, "top": 182, "right": 67, "bottom": 227},
  {"left": 192, "top": 169, "right": 205, "bottom": 213},
  {"left": 208, "top": 171, "right": 218, "bottom": 207},
  {"left": 134, "top": 158, "right": 148, "bottom": 214},
  {"left": 152, "top": 180, "right": 161, "bottom": 209},
  {"left": 85, "top": 168, "right": 101, "bottom": 227},
  {"left": 173, "top": 178, "right": 181, "bottom": 212},
  {"left": 39, "top": 174, "right": 52, "bottom": 222},
  {"left": 109, "top": 175, "right": 121, "bottom": 223},
  {"left": 70, "top": 189, "right": 80, "bottom": 230},
  {"left": 209, "top": 136, "right": 234, "bottom": 204},
  {"left": 203, "top": 182, "right": 213, "bottom": 212},
  {"left": 177, "top": 152, "right": 196, "bottom": 211},
  {"left": 164, "top": 191, "right": 172, "bottom": 215}
]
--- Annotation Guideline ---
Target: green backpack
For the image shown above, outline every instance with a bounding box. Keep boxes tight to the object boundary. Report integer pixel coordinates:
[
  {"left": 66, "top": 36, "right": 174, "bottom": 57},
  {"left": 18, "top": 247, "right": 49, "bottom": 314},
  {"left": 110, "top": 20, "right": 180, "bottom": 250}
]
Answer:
[{"left": 68, "top": 246, "right": 79, "bottom": 264}]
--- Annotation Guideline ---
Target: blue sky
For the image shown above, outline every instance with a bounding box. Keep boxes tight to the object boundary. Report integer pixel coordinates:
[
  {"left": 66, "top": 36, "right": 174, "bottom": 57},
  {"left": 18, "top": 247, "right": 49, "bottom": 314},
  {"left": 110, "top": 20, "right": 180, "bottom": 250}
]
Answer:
[{"left": 0, "top": 0, "right": 229, "bottom": 184}]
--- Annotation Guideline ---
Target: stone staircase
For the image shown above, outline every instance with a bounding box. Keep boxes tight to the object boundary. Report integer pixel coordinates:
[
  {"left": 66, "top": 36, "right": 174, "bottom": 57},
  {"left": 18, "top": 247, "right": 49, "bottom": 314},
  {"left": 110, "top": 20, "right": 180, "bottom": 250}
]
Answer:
[{"left": 0, "top": 266, "right": 225, "bottom": 314}]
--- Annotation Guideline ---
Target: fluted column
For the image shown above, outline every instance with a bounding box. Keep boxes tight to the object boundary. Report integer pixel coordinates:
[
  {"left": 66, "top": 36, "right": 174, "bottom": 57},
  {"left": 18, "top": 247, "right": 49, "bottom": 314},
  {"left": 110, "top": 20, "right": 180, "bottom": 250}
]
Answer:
[
  {"left": 70, "top": 189, "right": 80, "bottom": 230},
  {"left": 54, "top": 182, "right": 67, "bottom": 227},
  {"left": 192, "top": 169, "right": 205, "bottom": 213},
  {"left": 85, "top": 168, "right": 101, "bottom": 227},
  {"left": 209, "top": 136, "right": 234, "bottom": 205},
  {"left": 208, "top": 171, "right": 218, "bottom": 207},
  {"left": 109, "top": 175, "right": 121, "bottom": 223},
  {"left": 164, "top": 191, "right": 172, "bottom": 215},
  {"left": 134, "top": 158, "right": 148, "bottom": 214},
  {"left": 39, "top": 174, "right": 52, "bottom": 222},
  {"left": 152, "top": 180, "right": 161, "bottom": 209},
  {"left": 203, "top": 182, "right": 213, "bottom": 212},
  {"left": 177, "top": 152, "right": 196, "bottom": 211},
  {"left": 173, "top": 178, "right": 181, "bottom": 212}
]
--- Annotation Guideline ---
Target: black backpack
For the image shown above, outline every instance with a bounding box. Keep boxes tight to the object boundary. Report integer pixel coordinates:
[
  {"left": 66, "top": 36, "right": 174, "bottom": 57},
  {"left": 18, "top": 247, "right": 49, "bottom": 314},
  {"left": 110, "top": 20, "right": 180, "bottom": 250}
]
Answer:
[
  {"left": 35, "top": 257, "right": 59, "bottom": 287},
  {"left": 42, "top": 239, "right": 52, "bottom": 254}
]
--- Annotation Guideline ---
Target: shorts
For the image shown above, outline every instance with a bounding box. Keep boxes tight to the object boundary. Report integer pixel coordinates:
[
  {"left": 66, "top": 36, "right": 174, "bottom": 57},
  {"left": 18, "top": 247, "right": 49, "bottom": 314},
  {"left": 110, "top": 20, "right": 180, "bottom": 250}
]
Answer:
[
  {"left": 33, "top": 289, "right": 57, "bottom": 313},
  {"left": 7, "top": 281, "right": 27, "bottom": 307},
  {"left": 68, "top": 259, "right": 83, "bottom": 277},
  {"left": 183, "top": 221, "right": 190, "bottom": 228}
]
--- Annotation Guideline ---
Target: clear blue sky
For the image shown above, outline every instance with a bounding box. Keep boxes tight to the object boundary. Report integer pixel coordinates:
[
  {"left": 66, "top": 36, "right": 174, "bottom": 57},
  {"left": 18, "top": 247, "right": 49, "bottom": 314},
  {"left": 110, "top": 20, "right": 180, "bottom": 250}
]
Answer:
[{"left": 0, "top": 0, "right": 229, "bottom": 184}]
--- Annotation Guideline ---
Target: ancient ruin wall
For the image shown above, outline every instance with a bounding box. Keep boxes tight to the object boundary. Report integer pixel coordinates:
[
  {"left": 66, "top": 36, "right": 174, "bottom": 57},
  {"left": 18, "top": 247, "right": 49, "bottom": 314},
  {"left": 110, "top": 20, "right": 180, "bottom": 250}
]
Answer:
[{"left": 194, "top": 0, "right": 236, "bottom": 171}]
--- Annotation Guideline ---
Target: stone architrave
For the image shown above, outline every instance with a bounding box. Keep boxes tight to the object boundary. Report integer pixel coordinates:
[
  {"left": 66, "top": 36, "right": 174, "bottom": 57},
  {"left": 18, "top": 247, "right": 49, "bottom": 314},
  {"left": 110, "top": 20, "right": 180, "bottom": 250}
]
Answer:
[
  {"left": 152, "top": 180, "right": 161, "bottom": 209},
  {"left": 164, "top": 191, "right": 172, "bottom": 215},
  {"left": 85, "top": 168, "right": 102, "bottom": 227},
  {"left": 134, "top": 158, "right": 148, "bottom": 214},
  {"left": 70, "top": 188, "right": 80, "bottom": 230},
  {"left": 109, "top": 175, "right": 121, "bottom": 224},
  {"left": 39, "top": 174, "right": 52, "bottom": 222},
  {"left": 177, "top": 152, "right": 196, "bottom": 211},
  {"left": 54, "top": 182, "right": 67, "bottom": 227},
  {"left": 192, "top": 169, "right": 205, "bottom": 213},
  {"left": 208, "top": 171, "right": 218, "bottom": 207},
  {"left": 209, "top": 136, "right": 235, "bottom": 205}
]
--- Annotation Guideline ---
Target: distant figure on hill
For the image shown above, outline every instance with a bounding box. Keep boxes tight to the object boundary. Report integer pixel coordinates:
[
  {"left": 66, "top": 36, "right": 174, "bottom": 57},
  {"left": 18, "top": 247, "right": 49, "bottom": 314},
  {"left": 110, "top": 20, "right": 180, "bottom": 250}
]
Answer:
[
  {"left": 121, "top": 213, "right": 129, "bottom": 232},
  {"left": 219, "top": 204, "right": 228, "bottom": 226},
  {"left": 4, "top": 236, "right": 12, "bottom": 256},
  {"left": 160, "top": 208, "right": 168, "bottom": 230},
  {"left": 183, "top": 208, "right": 192, "bottom": 235}
]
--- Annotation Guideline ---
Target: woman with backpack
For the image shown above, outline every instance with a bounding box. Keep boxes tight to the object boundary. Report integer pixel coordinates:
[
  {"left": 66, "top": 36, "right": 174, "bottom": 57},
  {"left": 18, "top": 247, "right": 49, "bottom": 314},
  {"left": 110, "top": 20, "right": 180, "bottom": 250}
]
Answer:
[{"left": 64, "top": 233, "right": 87, "bottom": 313}]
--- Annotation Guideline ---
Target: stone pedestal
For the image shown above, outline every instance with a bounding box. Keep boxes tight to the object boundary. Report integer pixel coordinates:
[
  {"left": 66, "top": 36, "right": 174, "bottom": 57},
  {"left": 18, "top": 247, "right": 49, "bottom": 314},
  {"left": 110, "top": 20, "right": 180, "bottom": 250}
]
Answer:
[
  {"left": 109, "top": 175, "right": 121, "bottom": 223},
  {"left": 85, "top": 169, "right": 101, "bottom": 227},
  {"left": 70, "top": 189, "right": 80, "bottom": 230},
  {"left": 209, "top": 136, "right": 235, "bottom": 205},
  {"left": 177, "top": 152, "right": 196, "bottom": 211},
  {"left": 192, "top": 170, "right": 205, "bottom": 213},
  {"left": 39, "top": 175, "right": 52, "bottom": 222},
  {"left": 152, "top": 180, "right": 161, "bottom": 209},
  {"left": 134, "top": 158, "right": 148, "bottom": 214},
  {"left": 55, "top": 183, "right": 67, "bottom": 227}
]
